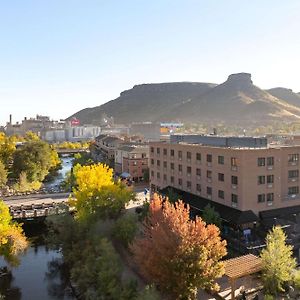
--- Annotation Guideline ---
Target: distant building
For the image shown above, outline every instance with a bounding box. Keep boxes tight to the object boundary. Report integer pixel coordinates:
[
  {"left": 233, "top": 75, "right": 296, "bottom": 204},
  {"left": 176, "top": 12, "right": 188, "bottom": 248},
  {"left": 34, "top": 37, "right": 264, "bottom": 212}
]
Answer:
[
  {"left": 130, "top": 122, "right": 161, "bottom": 142},
  {"left": 4, "top": 114, "right": 101, "bottom": 142},
  {"left": 115, "top": 144, "right": 149, "bottom": 182},
  {"left": 93, "top": 135, "right": 124, "bottom": 165}
]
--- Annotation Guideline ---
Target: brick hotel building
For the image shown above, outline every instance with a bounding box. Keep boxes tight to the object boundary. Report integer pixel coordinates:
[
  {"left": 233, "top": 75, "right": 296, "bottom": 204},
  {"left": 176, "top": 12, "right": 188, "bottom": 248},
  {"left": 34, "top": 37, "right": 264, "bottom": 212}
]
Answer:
[{"left": 149, "top": 135, "right": 300, "bottom": 223}]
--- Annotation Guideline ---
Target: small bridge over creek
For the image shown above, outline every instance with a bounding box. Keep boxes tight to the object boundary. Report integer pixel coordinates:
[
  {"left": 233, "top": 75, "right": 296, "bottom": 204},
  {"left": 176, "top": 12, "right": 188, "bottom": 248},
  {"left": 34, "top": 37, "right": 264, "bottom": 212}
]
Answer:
[{"left": 4, "top": 192, "right": 72, "bottom": 221}]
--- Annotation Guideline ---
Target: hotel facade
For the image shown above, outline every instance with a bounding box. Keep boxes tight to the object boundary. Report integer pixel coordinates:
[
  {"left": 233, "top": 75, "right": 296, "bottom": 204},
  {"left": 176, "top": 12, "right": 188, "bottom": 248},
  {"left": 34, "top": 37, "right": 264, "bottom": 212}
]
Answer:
[{"left": 149, "top": 135, "right": 300, "bottom": 216}]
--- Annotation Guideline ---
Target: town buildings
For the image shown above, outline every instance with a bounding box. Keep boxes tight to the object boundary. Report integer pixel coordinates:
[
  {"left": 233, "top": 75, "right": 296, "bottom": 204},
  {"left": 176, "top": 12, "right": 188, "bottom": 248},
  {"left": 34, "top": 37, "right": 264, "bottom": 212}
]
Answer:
[
  {"left": 149, "top": 135, "right": 300, "bottom": 220},
  {"left": 4, "top": 115, "right": 101, "bottom": 142},
  {"left": 115, "top": 144, "right": 149, "bottom": 182}
]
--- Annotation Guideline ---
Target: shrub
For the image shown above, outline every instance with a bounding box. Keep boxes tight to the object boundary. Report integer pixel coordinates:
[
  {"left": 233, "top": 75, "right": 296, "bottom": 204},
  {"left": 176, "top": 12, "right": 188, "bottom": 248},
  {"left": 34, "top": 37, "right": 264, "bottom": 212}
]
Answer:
[{"left": 113, "top": 214, "right": 138, "bottom": 248}]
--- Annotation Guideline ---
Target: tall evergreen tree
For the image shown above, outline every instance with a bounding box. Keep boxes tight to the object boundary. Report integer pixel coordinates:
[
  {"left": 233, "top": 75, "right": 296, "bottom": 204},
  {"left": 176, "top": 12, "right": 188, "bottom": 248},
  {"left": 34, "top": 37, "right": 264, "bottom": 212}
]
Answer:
[{"left": 261, "top": 226, "right": 296, "bottom": 295}]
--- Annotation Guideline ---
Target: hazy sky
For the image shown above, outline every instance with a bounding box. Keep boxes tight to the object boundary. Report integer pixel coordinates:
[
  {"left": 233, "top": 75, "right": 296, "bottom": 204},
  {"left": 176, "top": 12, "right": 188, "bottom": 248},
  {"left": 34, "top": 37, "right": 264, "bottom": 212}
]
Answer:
[{"left": 0, "top": 0, "right": 299, "bottom": 125}]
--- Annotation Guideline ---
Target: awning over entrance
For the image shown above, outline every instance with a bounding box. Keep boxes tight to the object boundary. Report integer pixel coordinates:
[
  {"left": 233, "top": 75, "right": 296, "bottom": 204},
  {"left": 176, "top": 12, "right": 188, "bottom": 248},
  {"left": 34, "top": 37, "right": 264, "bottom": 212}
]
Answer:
[{"left": 120, "top": 172, "right": 131, "bottom": 178}]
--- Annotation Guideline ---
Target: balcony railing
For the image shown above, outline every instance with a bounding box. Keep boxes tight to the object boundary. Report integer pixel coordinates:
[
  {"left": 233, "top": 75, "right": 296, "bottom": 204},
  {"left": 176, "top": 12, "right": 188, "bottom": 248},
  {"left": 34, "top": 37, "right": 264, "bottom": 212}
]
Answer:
[{"left": 231, "top": 165, "right": 238, "bottom": 171}]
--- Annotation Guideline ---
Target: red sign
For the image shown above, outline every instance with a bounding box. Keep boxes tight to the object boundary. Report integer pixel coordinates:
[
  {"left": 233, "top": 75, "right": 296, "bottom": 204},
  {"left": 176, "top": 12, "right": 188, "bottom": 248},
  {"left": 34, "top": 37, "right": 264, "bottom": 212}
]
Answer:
[{"left": 71, "top": 118, "right": 80, "bottom": 126}]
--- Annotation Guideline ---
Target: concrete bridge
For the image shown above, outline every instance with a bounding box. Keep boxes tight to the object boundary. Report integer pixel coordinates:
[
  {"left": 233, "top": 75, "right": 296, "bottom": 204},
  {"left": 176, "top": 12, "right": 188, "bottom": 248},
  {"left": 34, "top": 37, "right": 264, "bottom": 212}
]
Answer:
[
  {"left": 56, "top": 148, "right": 89, "bottom": 155},
  {"left": 4, "top": 192, "right": 71, "bottom": 221}
]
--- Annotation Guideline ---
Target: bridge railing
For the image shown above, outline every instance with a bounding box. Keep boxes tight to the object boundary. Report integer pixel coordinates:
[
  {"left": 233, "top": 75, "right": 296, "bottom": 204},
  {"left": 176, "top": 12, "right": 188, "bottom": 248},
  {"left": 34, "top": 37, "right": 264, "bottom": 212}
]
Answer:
[{"left": 9, "top": 202, "right": 72, "bottom": 219}]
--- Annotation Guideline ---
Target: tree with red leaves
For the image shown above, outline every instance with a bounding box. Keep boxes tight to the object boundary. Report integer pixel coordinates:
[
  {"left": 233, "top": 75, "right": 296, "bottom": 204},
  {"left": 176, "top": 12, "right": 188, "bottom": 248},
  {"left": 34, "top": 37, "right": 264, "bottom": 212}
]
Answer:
[{"left": 131, "top": 194, "right": 227, "bottom": 300}]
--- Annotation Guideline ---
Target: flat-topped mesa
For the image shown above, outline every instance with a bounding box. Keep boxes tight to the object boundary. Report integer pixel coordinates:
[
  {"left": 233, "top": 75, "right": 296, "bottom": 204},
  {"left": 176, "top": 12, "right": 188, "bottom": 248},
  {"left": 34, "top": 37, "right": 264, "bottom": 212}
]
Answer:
[{"left": 226, "top": 72, "right": 253, "bottom": 87}]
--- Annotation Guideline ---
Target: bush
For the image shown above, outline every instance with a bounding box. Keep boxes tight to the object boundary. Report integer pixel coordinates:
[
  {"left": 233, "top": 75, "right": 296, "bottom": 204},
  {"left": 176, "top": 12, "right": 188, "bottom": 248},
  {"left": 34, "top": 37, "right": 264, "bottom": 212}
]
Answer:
[
  {"left": 113, "top": 214, "right": 138, "bottom": 248},
  {"left": 264, "top": 294, "right": 274, "bottom": 300},
  {"left": 136, "top": 285, "right": 161, "bottom": 300}
]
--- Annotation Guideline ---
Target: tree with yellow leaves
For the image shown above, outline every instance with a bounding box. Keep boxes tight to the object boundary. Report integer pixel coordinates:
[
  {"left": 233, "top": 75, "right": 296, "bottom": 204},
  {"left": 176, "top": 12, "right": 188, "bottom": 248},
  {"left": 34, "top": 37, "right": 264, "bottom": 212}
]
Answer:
[
  {"left": 0, "top": 200, "right": 28, "bottom": 265},
  {"left": 70, "top": 163, "right": 134, "bottom": 223}
]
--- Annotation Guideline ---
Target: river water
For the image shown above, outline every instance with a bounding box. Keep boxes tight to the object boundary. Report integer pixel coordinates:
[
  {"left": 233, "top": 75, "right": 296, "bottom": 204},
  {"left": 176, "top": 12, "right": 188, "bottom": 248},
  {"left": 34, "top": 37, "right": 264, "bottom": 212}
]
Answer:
[{"left": 0, "top": 156, "right": 76, "bottom": 300}]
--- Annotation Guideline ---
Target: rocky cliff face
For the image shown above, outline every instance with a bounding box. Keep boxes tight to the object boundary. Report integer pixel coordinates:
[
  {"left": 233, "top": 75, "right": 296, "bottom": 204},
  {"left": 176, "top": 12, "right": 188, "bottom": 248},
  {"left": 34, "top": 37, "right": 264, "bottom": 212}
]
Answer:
[{"left": 69, "top": 73, "right": 300, "bottom": 124}]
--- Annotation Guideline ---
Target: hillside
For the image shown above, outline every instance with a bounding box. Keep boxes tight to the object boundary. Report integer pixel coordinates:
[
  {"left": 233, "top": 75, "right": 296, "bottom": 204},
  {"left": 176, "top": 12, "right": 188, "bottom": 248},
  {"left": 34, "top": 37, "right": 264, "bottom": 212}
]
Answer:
[
  {"left": 267, "top": 87, "right": 300, "bottom": 107},
  {"left": 69, "top": 73, "right": 300, "bottom": 125},
  {"left": 70, "top": 82, "right": 216, "bottom": 124}
]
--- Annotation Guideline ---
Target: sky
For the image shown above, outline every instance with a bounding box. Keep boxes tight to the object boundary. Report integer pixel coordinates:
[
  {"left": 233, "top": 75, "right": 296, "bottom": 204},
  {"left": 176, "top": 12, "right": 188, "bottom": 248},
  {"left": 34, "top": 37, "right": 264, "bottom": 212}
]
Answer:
[{"left": 0, "top": 0, "right": 300, "bottom": 125}]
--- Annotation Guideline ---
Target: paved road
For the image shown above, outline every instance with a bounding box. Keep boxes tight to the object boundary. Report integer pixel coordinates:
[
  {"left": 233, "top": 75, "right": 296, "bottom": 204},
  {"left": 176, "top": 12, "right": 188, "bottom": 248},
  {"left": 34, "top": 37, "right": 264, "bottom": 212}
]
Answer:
[
  {"left": 3, "top": 183, "right": 149, "bottom": 208},
  {"left": 4, "top": 193, "right": 70, "bottom": 207}
]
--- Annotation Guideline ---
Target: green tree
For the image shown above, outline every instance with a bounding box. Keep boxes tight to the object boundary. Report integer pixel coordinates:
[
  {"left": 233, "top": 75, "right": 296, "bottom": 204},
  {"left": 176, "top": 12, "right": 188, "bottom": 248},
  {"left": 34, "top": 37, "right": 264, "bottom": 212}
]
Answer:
[
  {"left": 113, "top": 214, "right": 138, "bottom": 248},
  {"left": 136, "top": 285, "right": 161, "bottom": 300},
  {"left": 201, "top": 204, "right": 222, "bottom": 228},
  {"left": 261, "top": 226, "right": 296, "bottom": 295},
  {"left": 12, "top": 140, "right": 54, "bottom": 182},
  {"left": 0, "top": 200, "right": 28, "bottom": 265},
  {"left": 0, "top": 161, "right": 8, "bottom": 188}
]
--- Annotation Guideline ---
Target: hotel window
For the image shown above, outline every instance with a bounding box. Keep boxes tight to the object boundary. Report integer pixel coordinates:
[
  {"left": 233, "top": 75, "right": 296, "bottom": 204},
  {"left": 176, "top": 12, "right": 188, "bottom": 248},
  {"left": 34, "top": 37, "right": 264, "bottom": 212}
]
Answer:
[
  {"left": 151, "top": 147, "right": 154, "bottom": 153},
  {"left": 218, "top": 173, "right": 224, "bottom": 182},
  {"left": 157, "top": 172, "right": 160, "bottom": 179},
  {"left": 258, "top": 175, "right": 265, "bottom": 185},
  {"left": 218, "top": 156, "right": 224, "bottom": 165},
  {"left": 196, "top": 153, "right": 201, "bottom": 161},
  {"left": 170, "top": 162, "right": 174, "bottom": 170},
  {"left": 267, "top": 157, "right": 274, "bottom": 166},
  {"left": 267, "top": 193, "right": 274, "bottom": 202},
  {"left": 289, "top": 170, "right": 299, "bottom": 178},
  {"left": 151, "top": 159, "right": 154, "bottom": 165},
  {"left": 142, "top": 153, "right": 147, "bottom": 158},
  {"left": 267, "top": 175, "right": 274, "bottom": 184},
  {"left": 231, "top": 194, "right": 238, "bottom": 207},
  {"left": 157, "top": 148, "right": 160, "bottom": 154},
  {"left": 288, "top": 154, "right": 299, "bottom": 162},
  {"left": 178, "top": 151, "right": 182, "bottom": 159},
  {"left": 196, "top": 168, "right": 201, "bottom": 176},
  {"left": 178, "top": 178, "right": 182, "bottom": 186},
  {"left": 171, "top": 176, "right": 174, "bottom": 183},
  {"left": 258, "top": 194, "right": 265, "bottom": 203},
  {"left": 151, "top": 171, "right": 154, "bottom": 178},
  {"left": 157, "top": 160, "right": 160, "bottom": 167},
  {"left": 207, "top": 186, "right": 212, "bottom": 195},
  {"left": 171, "top": 149, "right": 175, "bottom": 157},
  {"left": 207, "top": 154, "right": 212, "bottom": 163},
  {"left": 187, "top": 181, "right": 191, "bottom": 189},
  {"left": 231, "top": 176, "right": 238, "bottom": 185},
  {"left": 187, "top": 152, "right": 192, "bottom": 160},
  {"left": 218, "top": 190, "right": 224, "bottom": 199},
  {"left": 288, "top": 186, "right": 299, "bottom": 195},
  {"left": 187, "top": 166, "right": 192, "bottom": 174},
  {"left": 231, "top": 157, "right": 238, "bottom": 166},
  {"left": 163, "top": 161, "right": 167, "bottom": 168},
  {"left": 257, "top": 157, "right": 265, "bottom": 166},
  {"left": 196, "top": 184, "right": 201, "bottom": 192},
  {"left": 207, "top": 170, "right": 212, "bottom": 179},
  {"left": 163, "top": 174, "right": 167, "bottom": 181},
  {"left": 163, "top": 148, "right": 167, "bottom": 155},
  {"left": 178, "top": 164, "right": 182, "bottom": 172}
]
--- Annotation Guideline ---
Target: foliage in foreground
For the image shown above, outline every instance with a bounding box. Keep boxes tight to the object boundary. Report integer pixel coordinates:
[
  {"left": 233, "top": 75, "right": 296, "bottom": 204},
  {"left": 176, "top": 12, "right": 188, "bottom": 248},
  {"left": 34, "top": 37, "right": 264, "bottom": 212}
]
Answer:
[
  {"left": 131, "top": 194, "right": 227, "bottom": 300},
  {"left": 0, "top": 200, "right": 28, "bottom": 265},
  {"left": 113, "top": 213, "right": 138, "bottom": 248},
  {"left": 69, "top": 163, "right": 134, "bottom": 223},
  {"left": 260, "top": 226, "right": 296, "bottom": 295}
]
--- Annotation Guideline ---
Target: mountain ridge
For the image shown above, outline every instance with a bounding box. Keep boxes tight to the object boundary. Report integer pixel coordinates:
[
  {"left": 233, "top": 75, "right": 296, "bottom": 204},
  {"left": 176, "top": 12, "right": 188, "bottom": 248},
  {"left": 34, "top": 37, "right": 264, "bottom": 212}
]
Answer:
[{"left": 68, "top": 73, "right": 300, "bottom": 125}]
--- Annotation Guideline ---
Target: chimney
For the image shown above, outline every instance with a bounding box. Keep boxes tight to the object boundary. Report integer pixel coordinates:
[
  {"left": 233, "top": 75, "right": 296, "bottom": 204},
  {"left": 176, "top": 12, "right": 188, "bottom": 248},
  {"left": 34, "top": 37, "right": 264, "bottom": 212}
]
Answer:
[
  {"left": 24, "top": 117, "right": 27, "bottom": 121},
  {"left": 9, "top": 114, "right": 12, "bottom": 124},
  {"left": 213, "top": 128, "right": 217, "bottom": 135}
]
